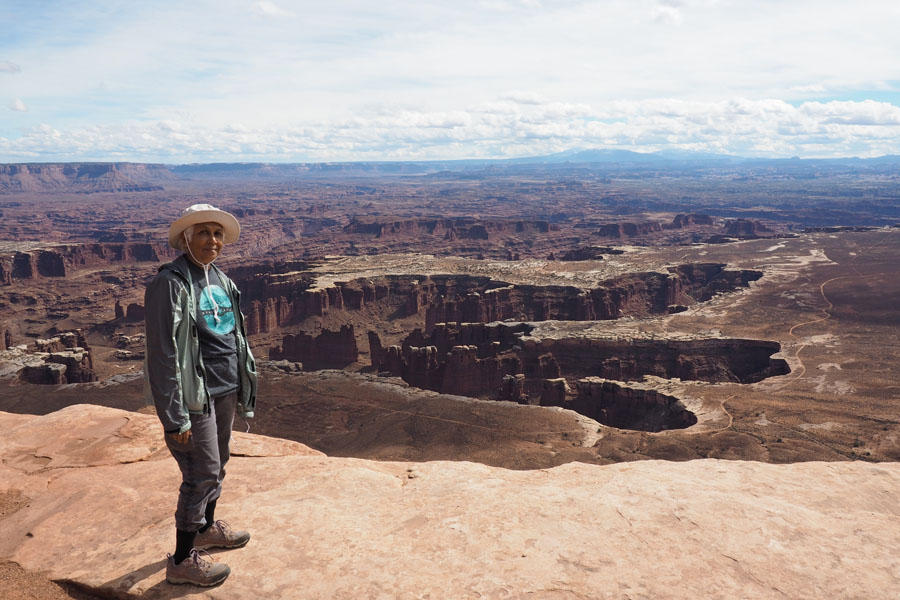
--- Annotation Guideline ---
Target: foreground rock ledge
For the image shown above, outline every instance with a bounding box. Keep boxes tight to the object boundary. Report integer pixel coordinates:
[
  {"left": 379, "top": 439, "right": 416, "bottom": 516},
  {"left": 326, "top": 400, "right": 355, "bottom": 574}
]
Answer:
[{"left": 0, "top": 405, "right": 897, "bottom": 599}]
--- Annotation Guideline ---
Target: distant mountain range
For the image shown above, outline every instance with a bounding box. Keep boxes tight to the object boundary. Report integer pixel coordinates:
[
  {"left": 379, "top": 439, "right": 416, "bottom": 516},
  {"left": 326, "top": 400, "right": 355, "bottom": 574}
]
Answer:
[
  {"left": 514, "top": 148, "right": 900, "bottom": 166},
  {"left": 3, "top": 150, "right": 900, "bottom": 192}
]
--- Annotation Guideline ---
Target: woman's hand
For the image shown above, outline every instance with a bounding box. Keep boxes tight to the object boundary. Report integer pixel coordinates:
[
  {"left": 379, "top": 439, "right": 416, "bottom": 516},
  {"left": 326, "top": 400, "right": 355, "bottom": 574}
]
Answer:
[{"left": 168, "top": 429, "right": 192, "bottom": 445}]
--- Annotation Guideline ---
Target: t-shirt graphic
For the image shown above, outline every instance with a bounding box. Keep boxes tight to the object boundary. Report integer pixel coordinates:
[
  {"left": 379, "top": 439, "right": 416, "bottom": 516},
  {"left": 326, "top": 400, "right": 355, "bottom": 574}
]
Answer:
[
  {"left": 198, "top": 284, "right": 235, "bottom": 335},
  {"left": 188, "top": 261, "right": 239, "bottom": 397}
]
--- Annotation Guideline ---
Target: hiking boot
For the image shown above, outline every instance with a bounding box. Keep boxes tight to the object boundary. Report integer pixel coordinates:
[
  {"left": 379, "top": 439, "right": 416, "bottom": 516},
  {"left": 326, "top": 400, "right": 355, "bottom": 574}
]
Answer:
[
  {"left": 195, "top": 519, "right": 251, "bottom": 550},
  {"left": 166, "top": 549, "right": 230, "bottom": 586}
]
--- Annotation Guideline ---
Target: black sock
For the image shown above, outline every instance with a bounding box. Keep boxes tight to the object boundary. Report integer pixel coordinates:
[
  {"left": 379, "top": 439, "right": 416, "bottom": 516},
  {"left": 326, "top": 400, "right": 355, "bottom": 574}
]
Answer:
[
  {"left": 173, "top": 529, "right": 197, "bottom": 564},
  {"left": 198, "top": 499, "right": 217, "bottom": 533}
]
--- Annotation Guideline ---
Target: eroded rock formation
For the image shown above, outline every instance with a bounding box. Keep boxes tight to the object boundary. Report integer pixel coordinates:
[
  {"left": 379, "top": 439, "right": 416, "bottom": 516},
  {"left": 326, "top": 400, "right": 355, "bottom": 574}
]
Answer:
[
  {"left": 239, "top": 263, "right": 763, "bottom": 336},
  {"left": 591, "top": 214, "right": 714, "bottom": 240},
  {"left": 111, "top": 332, "right": 145, "bottom": 361},
  {"left": 595, "top": 221, "right": 665, "bottom": 238},
  {"left": 670, "top": 213, "right": 714, "bottom": 228},
  {"left": 34, "top": 330, "right": 88, "bottom": 353},
  {"left": 270, "top": 325, "right": 359, "bottom": 369},
  {"left": 344, "top": 217, "right": 555, "bottom": 240},
  {"left": 124, "top": 303, "right": 145, "bottom": 323},
  {"left": 554, "top": 246, "right": 623, "bottom": 261},
  {"left": 527, "top": 335, "right": 789, "bottom": 383},
  {"left": 724, "top": 219, "right": 772, "bottom": 238},
  {"left": 368, "top": 322, "right": 788, "bottom": 428},
  {"left": 0, "top": 330, "right": 97, "bottom": 384},
  {"left": 19, "top": 362, "right": 68, "bottom": 385},
  {"left": 0, "top": 163, "right": 169, "bottom": 193},
  {"left": 0, "top": 242, "right": 166, "bottom": 284},
  {"left": 571, "top": 378, "right": 697, "bottom": 432},
  {"left": 424, "top": 264, "right": 761, "bottom": 329}
]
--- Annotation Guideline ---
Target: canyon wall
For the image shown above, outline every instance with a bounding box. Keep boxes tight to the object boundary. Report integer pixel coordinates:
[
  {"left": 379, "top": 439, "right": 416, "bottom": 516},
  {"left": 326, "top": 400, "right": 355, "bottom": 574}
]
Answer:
[
  {"left": 670, "top": 213, "right": 714, "bottom": 228},
  {"left": 570, "top": 378, "right": 698, "bottom": 432},
  {"left": 238, "top": 263, "right": 762, "bottom": 336},
  {"left": 369, "top": 322, "right": 789, "bottom": 405},
  {"left": 422, "top": 264, "right": 761, "bottom": 328},
  {"left": 0, "top": 163, "right": 171, "bottom": 193},
  {"left": 724, "top": 219, "right": 772, "bottom": 238},
  {"left": 555, "top": 246, "right": 623, "bottom": 261},
  {"left": 0, "top": 242, "right": 167, "bottom": 284},
  {"left": 269, "top": 325, "right": 359, "bottom": 368},
  {"left": 591, "top": 214, "right": 715, "bottom": 239},
  {"left": 241, "top": 273, "right": 426, "bottom": 335},
  {"left": 343, "top": 217, "right": 555, "bottom": 240},
  {"left": 518, "top": 335, "right": 789, "bottom": 384},
  {"left": 2, "top": 330, "right": 97, "bottom": 385},
  {"left": 342, "top": 214, "right": 714, "bottom": 244}
]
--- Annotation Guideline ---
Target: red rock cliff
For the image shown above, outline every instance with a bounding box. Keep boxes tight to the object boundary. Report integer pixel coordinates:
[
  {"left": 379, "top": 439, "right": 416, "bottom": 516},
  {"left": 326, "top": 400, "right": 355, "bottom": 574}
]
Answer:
[
  {"left": 239, "top": 263, "right": 762, "bottom": 336},
  {"left": 0, "top": 242, "right": 167, "bottom": 284},
  {"left": 369, "top": 322, "right": 789, "bottom": 403},
  {"left": 269, "top": 325, "right": 359, "bottom": 368}
]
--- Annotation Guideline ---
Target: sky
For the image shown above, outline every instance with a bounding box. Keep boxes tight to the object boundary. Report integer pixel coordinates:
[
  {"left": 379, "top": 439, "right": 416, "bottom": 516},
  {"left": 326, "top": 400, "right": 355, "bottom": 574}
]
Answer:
[{"left": 2, "top": 0, "right": 900, "bottom": 163}]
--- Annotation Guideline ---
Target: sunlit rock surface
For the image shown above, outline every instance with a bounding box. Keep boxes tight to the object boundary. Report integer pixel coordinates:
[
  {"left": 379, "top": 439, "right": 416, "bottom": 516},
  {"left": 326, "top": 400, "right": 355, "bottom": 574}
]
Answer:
[{"left": 1, "top": 404, "right": 897, "bottom": 599}]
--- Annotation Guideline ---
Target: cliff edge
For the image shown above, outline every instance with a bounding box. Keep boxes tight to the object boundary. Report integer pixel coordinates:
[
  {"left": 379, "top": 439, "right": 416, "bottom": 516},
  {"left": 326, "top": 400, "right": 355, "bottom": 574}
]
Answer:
[{"left": 1, "top": 405, "right": 897, "bottom": 599}]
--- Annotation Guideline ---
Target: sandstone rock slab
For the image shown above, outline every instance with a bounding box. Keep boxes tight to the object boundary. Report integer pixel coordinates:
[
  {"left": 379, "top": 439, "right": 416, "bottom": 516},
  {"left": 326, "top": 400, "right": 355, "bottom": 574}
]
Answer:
[{"left": 0, "top": 405, "right": 898, "bottom": 599}]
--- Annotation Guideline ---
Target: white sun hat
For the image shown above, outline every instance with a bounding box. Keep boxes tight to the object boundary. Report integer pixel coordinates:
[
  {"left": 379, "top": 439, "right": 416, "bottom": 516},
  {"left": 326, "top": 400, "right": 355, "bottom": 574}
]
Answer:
[{"left": 167, "top": 203, "right": 241, "bottom": 249}]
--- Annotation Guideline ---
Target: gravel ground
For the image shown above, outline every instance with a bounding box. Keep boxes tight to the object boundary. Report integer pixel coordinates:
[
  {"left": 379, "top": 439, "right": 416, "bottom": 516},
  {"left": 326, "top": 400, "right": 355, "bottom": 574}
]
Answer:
[
  {"left": 1, "top": 491, "right": 103, "bottom": 600},
  {"left": 0, "top": 562, "right": 104, "bottom": 600}
]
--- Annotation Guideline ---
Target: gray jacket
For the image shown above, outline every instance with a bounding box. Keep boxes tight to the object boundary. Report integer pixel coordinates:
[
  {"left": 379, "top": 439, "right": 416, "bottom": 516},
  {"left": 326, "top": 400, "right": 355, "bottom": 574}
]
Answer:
[{"left": 144, "top": 254, "right": 257, "bottom": 433}]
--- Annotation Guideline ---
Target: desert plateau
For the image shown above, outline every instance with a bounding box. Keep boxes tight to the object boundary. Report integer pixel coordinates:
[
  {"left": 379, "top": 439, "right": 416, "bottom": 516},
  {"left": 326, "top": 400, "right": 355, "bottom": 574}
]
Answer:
[{"left": 0, "top": 156, "right": 898, "bottom": 598}]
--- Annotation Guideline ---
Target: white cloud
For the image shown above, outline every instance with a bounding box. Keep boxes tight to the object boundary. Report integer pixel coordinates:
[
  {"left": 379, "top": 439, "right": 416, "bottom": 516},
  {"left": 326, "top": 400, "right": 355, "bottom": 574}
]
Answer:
[
  {"left": 251, "top": 1, "right": 294, "bottom": 17},
  {"left": 3, "top": 1, "right": 900, "bottom": 160},
  {"left": 8, "top": 98, "right": 27, "bottom": 111},
  {"left": 651, "top": 4, "right": 683, "bottom": 25},
  {"left": 0, "top": 61, "right": 21, "bottom": 73},
  {"left": 477, "top": 0, "right": 543, "bottom": 10},
  {"left": 2, "top": 96, "right": 899, "bottom": 161},
  {"left": 799, "top": 100, "right": 900, "bottom": 126},
  {"left": 499, "top": 91, "right": 548, "bottom": 106}
]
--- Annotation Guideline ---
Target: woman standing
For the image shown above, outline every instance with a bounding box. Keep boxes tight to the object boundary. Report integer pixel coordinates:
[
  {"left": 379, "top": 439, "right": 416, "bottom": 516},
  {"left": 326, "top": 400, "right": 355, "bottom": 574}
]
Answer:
[{"left": 144, "top": 203, "right": 258, "bottom": 586}]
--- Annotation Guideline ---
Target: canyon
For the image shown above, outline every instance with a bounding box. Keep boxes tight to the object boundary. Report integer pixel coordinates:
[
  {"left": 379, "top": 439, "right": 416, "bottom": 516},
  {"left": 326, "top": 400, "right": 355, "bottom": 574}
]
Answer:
[
  {"left": 235, "top": 262, "right": 763, "bottom": 335},
  {"left": 0, "top": 242, "right": 167, "bottom": 283},
  {"left": 369, "top": 323, "right": 787, "bottom": 399},
  {"left": 0, "top": 163, "right": 897, "bottom": 464},
  {"left": 0, "top": 157, "right": 897, "bottom": 595},
  {"left": 0, "top": 160, "right": 896, "bottom": 465}
]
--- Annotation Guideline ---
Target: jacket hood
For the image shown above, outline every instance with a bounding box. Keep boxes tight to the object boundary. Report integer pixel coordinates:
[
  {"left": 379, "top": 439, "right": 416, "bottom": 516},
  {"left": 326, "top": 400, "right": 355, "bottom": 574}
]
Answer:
[{"left": 162, "top": 254, "right": 224, "bottom": 284}]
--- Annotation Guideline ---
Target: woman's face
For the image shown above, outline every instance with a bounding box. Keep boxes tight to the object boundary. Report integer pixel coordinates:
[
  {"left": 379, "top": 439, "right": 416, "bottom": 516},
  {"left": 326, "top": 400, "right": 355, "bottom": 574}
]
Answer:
[{"left": 187, "top": 222, "right": 225, "bottom": 265}]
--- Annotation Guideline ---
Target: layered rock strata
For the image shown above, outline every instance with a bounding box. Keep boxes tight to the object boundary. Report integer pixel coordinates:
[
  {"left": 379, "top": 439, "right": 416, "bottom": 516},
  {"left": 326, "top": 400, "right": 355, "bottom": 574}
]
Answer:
[
  {"left": 571, "top": 378, "right": 698, "bottom": 432},
  {"left": 269, "top": 325, "right": 359, "bottom": 369},
  {"left": 0, "top": 162, "right": 169, "bottom": 193},
  {"left": 343, "top": 217, "right": 556, "bottom": 239},
  {"left": 239, "top": 262, "right": 762, "bottom": 336},
  {"left": 0, "top": 330, "right": 96, "bottom": 384},
  {"left": 112, "top": 332, "right": 145, "bottom": 361},
  {"left": 0, "top": 242, "right": 166, "bottom": 284},
  {"left": 724, "top": 218, "right": 772, "bottom": 238},
  {"left": 522, "top": 335, "right": 789, "bottom": 383},
  {"left": 554, "top": 246, "right": 623, "bottom": 261},
  {"left": 368, "top": 322, "right": 787, "bottom": 428},
  {"left": 591, "top": 214, "right": 714, "bottom": 239}
]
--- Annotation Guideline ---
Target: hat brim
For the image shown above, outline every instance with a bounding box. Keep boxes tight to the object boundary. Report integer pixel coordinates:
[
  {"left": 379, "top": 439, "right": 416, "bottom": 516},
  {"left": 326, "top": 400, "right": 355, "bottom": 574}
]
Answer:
[{"left": 168, "top": 209, "right": 241, "bottom": 249}]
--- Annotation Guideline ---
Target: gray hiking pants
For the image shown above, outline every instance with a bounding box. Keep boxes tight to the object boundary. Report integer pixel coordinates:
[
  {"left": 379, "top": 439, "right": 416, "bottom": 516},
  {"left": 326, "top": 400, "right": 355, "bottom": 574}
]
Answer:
[{"left": 165, "top": 393, "right": 236, "bottom": 532}]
